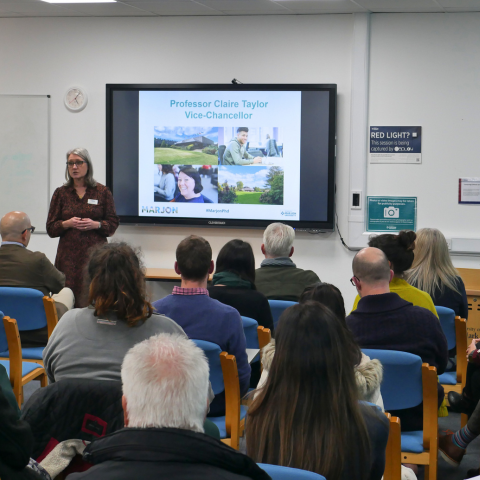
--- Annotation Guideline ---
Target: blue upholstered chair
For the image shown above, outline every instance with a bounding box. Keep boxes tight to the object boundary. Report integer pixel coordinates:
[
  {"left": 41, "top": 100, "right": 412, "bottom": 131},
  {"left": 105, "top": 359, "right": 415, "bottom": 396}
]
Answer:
[
  {"left": 192, "top": 339, "right": 246, "bottom": 450},
  {"left": 268, "top": 300, "right": 297, "bottom": 329},
  {"left": 257, "top": 464, "right": 326, "bottom": 479},
  {"left": 241, "top": 316, "right": 259, "bottom": 349},
  {"left": 0, "top": 312, "right": 47, "bottom": 406},
  {"left": 436, "top": 306, "right": 467, "bottom": 393},
  {"left": 0, "top": 287, "right": 58, "bottom": 365},
  {"left": 362, "top": 349, "right": 438, "bottom": 480}
]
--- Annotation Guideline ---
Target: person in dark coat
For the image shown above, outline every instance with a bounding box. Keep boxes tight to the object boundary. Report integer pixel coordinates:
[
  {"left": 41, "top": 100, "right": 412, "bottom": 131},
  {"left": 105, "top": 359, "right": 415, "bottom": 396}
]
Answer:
[
  {"left": 68, "top": 333, "right": 269, "bottom": 480},
  {"left": 209, "top": 239, "right": 274, "bottom": 387},
  {"left": 346, "top": 247, "right": 448, "bottom": 432}
]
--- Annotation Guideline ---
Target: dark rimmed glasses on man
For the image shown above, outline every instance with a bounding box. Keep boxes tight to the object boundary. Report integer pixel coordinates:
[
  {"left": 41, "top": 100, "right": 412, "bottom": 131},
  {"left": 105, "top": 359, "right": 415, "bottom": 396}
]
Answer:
[
  {"left": 22, "top": 226, "right": 35, "bottom": 234},
  {"left": 350, "top": 275, "right": 360, "bottom": 286}
]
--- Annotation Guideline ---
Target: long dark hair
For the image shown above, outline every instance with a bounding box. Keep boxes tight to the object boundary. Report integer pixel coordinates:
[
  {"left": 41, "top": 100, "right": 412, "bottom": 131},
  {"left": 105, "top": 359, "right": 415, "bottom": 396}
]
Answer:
[
  {"left": 300, "top": 282, "right": 361, "bottom": 366},
  {"left": 368, "top": 230, "right": 416, "bottom": 275},
  {"left": 215, "top": 239, "right": 256, "bottom": 285},
  {"left": 87, "top": 242, "right": 153, "bottom": 326},
  {"left": 246, "top": 302, "right": 370, "bottom": 480}
]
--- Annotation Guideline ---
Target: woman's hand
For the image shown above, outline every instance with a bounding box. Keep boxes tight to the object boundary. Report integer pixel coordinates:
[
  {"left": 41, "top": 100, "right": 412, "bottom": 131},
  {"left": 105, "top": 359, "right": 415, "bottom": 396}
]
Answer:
[
  {"left": 76, "top": 218, "right": 101, "bottom": 231},
  {"left": 62, "top": 217, "right": 82, "bottom": 229},
  {"left": 467, "top": 338, "right": 480, "bottom": 356}
]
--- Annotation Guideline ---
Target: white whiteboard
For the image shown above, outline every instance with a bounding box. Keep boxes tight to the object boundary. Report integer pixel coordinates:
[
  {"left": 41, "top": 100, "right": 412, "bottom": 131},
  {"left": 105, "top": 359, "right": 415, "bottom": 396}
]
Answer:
[{"left": 0, "top": 95, "right": 50, "bottom": 233}]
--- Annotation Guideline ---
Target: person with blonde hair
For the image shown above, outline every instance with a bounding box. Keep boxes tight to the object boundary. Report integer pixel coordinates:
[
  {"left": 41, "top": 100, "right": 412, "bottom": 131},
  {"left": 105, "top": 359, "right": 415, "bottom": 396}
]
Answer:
[{"left": 407, "top": 228, "right": 468, "bottom": 319}]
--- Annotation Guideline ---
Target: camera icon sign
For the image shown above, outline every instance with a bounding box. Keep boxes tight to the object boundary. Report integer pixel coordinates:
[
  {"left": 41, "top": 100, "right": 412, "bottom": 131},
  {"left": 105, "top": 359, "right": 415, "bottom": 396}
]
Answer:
[{"left": 384, "top": 207, "right": 399, "bottom": 218}]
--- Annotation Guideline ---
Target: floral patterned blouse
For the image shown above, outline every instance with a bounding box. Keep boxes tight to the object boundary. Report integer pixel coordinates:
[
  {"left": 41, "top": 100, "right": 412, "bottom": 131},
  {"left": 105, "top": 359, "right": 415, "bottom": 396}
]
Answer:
[{"left": 46, "top": 183, "right": 119, "bottom": 307}]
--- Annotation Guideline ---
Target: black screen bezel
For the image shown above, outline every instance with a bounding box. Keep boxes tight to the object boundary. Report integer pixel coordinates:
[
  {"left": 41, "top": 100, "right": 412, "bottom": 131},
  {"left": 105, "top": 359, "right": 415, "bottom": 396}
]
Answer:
[{"left": 106, "top": 83, "right": 336, "bottom": 230}]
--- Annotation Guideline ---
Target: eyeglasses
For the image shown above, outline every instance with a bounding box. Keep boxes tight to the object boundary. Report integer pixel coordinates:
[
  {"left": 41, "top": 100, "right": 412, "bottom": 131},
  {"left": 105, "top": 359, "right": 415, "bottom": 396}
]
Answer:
[
  {"left": 67, "top": 160, "right": 86, "bottom": 167},
  {"left": 22, "top": 226, "right": 35, "bottom": 234},
  {"left": 350, "top": 275, "right": 360, "bottom": 286}
]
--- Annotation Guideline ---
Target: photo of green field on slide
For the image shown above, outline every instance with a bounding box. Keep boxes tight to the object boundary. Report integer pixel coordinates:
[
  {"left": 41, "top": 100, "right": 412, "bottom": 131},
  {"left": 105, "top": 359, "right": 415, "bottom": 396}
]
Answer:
[{"left": 154, "top": 126, "right": 218, "bottom": 165}]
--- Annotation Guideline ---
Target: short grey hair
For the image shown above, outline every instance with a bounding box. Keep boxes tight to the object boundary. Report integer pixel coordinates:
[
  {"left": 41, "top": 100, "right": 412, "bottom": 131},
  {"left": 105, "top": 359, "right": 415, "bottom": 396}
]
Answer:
[
  {"left": 352, "top": 247, "right": 391, "bottom": 285},
  {"left": 65, "top": 147, "right": 97, "bottom": 188},
  {"left": 121, "top": 333, "right": 209, "bottom": 432},
  {"left": 263, "top": 223, "right": 295, "bottom": 257}
]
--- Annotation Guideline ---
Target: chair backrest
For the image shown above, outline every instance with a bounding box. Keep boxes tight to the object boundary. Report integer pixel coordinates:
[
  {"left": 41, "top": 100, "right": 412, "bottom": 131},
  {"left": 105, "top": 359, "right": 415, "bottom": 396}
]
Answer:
[
  {"left": 258, "top": 464, "right": 326, "bottom": 479},
  {"left": 191, "top": 339, "right": 224, "bottom": 395},
  {"left": 0, "top": 311, "right": 8, "bottom": 352},
  {"left": 0, "top": 287, "right": 48, "bottom": 331},
  {"left": 361, "top": 349, "right": 423, "bottom": 410},
  {"left": 435, "top": 306, "right": 456, "bottom": 350},
  {"left": 241, "top": 316, "right": 259, "bottom": 349},
  {"left": 383, "top": 413, "right": 402, "bottom": 480},
  {"left": 268, "top": 300, "right": 297, "bottom": 329},
  {"left": 257, "top": 326, "right": 271, "bottom": 350}
]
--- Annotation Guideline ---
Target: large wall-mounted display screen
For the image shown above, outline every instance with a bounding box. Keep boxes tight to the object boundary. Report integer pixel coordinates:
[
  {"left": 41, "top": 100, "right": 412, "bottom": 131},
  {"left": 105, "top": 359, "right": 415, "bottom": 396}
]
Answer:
[{"left": 106, "top": 84, "right": 336, "bottom": 230}]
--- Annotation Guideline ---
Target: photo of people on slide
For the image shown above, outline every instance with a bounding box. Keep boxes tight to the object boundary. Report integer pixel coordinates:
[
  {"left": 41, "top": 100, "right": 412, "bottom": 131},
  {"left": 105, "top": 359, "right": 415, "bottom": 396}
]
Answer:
[
  {"left": 154, "top": 164, "right": 218, "bottom": 204},
  {"left": 154, "top": 127, "right": 219, "bottom": 165},
  {"left": 219, "top": 126, "right": 283, "bottom": 166},
  {"left": 218, "top": 166, "right": 284, "bottom": 205}
]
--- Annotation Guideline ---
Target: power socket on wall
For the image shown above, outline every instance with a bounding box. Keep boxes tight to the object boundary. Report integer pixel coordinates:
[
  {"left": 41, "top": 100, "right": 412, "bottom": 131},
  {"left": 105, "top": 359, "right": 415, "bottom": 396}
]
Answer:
[{"left": 351, "top": 190, "right": 362, "bottom": 210}]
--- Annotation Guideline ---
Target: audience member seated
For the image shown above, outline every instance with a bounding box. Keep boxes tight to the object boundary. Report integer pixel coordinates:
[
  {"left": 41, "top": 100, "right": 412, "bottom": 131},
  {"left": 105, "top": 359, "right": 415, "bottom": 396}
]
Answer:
[
  {"left": 246, "top": 301, "right": 389, "bottom": 480},
  {"left": 68, "top": 334, "right": 269, "bottom": 480},
  {"left": 407, "top": 228, "right": 468, "bottom": 319},
  {"left": 439, "top": 393, "right": 480, "bottom": 470},
  {"left": 255, "top": 223, "right": 320, "bottom": 301},
  {"left": 208, "top": 239, "right": 274, "bottom": 387},
  {"left": 346, "top": 247, "right": 448, "bottom": 431},
  {"left": 208, "top": 239, "right": 274, "bottom": 332},
  {"left": 153, "top": 235, "right": 250, "bottom": 416},
  {"left": 43, "top": 242, "right": 185, "bottom": 383},
  {"left": 351, "top": 230, "right": 438, "bottom": 317},
  {"left": 258, "top": 282, "right": 384, "bottom": 408},
  {"left": 0, "top": 369, "right": 47, "bottom": 480},
  {"left": 0, "top": 211, "right": 74, "bottom": 347}
]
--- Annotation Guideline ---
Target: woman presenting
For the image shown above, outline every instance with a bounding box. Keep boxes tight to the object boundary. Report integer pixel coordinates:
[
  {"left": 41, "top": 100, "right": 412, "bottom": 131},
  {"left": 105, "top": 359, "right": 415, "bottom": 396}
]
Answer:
[{"left": 46, "top": 148, "right": 119, "bottom": 307}]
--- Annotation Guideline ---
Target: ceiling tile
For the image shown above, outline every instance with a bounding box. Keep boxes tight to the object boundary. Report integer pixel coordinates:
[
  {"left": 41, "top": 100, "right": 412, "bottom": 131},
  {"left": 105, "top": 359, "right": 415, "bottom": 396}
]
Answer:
[
  {"left": 197, "top": 0, "right": 289, "bottom": 12},
  {"left": 0, "top": 2, "right": 87, "bottom": 15},
  {"left": 119, "top": 1, "right": 220, "bottom": 14},
  {"left": 271, "top": 0, "right": 367, "bottom": 13},
  {"left": 355, "top": 0, "right": 442, "bottom": 11},
  {"left": 437, "top": 0, "right": 480, "bottom": 6},
  {"left": 55, "top": 2, "right": 156, "bottom": 15}
]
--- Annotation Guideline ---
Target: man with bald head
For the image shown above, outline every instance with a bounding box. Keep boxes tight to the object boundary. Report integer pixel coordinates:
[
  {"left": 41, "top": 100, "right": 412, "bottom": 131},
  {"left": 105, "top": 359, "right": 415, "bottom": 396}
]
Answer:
[
  {"left": 0, "top": 211, "right": 74, "bottom": 347},
  {"left": 346, "top": 247, "right": 448, "bottom": 432}
]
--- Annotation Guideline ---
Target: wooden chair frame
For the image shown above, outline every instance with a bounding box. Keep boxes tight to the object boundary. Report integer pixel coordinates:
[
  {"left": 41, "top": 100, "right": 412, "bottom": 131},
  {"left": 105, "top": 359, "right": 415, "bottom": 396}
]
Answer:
[
  {"left": 442, "top": 316, "right": 468, "bottom": 428},
  {"left": 1, "top": 296, "right": 58, "bottom": 367},
  {"left": 257, "top": 326, "right": 271, "bottom": 350},
  {"left": 400, "top": 363, "right": 438, "bottom": 480},
  {"left": 383, "top": 413, "right": 401, "bottom": 480},
  {"left": 220, "top": 352, "right": 244, "bottom": 450},
  {"left": 3, "top": 316, "right": 47, "bottom": 406}
]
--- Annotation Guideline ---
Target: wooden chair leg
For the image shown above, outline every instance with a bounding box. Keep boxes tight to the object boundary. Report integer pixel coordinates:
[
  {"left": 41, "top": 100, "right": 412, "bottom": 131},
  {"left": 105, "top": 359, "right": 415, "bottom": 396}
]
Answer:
[
  {"left": 461, "top": 413, "right": 468, "bottom": 428},
  {"left": 40, "top": 372, "right": 48, "bottom": 388}
]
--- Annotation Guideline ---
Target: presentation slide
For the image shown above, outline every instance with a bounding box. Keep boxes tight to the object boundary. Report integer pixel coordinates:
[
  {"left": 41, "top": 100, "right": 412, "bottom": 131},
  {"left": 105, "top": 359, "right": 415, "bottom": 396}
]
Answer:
[{"left": 138, "top": 91, "right": 301, "bottom": 221}]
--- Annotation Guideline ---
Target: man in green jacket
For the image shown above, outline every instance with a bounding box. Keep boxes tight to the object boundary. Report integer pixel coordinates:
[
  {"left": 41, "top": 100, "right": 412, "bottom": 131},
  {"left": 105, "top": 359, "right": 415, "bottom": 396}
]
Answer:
[
  {"left": 255, "top": 223, "right": 320, "bottom": 301},
  {"left": 223, "top": 127, "right": 263, "bottom": 166}
]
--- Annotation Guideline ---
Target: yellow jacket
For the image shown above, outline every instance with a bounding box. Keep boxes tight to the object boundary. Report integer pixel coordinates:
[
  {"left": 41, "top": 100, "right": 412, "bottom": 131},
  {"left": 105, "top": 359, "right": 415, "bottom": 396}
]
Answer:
[{"left": 351, "top": 277, "right": 439, "bottom": 318}]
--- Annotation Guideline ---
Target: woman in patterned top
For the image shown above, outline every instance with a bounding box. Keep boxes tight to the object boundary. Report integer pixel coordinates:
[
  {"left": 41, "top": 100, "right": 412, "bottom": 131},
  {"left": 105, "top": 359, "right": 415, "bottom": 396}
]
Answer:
[{"left": 46, "top": 148, "right": 119, "bottom": 307}]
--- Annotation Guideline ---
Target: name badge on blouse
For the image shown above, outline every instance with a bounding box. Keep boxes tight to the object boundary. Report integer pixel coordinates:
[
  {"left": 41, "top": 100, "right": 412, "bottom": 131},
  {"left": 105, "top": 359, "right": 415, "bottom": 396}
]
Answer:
[{"left": 88, "top": 199, "right": 98, "bottom": 205}]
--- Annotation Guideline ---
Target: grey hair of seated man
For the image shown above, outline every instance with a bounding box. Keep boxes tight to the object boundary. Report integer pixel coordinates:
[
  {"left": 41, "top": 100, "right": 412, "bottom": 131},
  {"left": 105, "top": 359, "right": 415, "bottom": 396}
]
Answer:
[
  {"left": 352, "top": 247, "right": 391, "bottom": 285},
  {"left": 263, "top": 222, "right": 295, "bottom": 258},
  {"left": 0, "top": 211, "right": 31, "bottom": 243},
  {"left": 121, "top": 333, "right": 209, "bottom": 433}
]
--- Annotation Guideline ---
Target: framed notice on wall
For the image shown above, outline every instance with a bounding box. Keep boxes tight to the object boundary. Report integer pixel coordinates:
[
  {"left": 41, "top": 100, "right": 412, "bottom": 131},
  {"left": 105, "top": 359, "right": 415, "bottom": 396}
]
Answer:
[
  {"left": 459, "top": 178, "right": 480, "bottom": 204},
  {"left": 366, "top": 196, "right": 417, "bottom": 232},
  {"left": 370, "top": 126, "right": 422, "bottom": 164}
]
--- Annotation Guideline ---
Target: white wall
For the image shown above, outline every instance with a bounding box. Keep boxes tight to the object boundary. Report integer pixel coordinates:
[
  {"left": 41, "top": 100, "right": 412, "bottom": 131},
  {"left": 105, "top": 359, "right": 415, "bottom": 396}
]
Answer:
[
  {"left": 0, "top": 15, "right": 360, "bottom": 307},
  {"left": 1, "top": 13, "right": 479, "bottom": 309}
]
